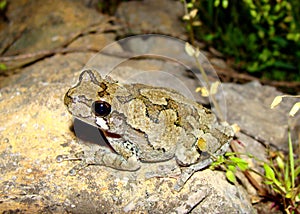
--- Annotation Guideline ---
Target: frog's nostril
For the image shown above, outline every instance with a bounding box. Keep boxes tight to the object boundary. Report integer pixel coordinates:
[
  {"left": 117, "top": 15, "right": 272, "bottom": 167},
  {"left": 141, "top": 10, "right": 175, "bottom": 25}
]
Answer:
[{"left": 92, "top": 101, "right": 111, "bottom": 117}]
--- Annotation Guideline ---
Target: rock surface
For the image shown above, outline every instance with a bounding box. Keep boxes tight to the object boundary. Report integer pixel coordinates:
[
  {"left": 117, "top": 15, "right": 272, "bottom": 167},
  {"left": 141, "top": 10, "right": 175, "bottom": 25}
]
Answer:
[
  {"left": 1, "top": 0, "right": 299, "bottom": 213},
  {"left": 115, "top": 0, "right": 187, "bottom": 39},
  {"left": 223, "top": 81, "right": 300, "bottom": 151},
  {"left": 0, "top": 52, "right": 255, "bottom": 213}
]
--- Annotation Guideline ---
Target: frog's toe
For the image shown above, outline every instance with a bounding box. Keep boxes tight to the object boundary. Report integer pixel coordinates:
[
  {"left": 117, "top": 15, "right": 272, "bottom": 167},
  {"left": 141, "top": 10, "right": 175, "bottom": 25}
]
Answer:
[
  {"left": 68, "top": 161, "right": 89, "bottom": 176},
  {"left": 56, "top": 152, "right": 89, "bottom": 175},
  {"left": 120, "top": 156, "right": 141, "bottom": 171},
  {"left": 56, "top": 154, "right": 82, "bottom": 162},
  {"left": 56, "top": 155, "right": 68, "bottom": 163}
]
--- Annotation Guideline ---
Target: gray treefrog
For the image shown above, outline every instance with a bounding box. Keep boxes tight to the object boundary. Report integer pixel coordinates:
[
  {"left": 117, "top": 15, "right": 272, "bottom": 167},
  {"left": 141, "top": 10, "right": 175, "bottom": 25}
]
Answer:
[{"left": 61, "top": 69, "right": 233, "bottom": 191}]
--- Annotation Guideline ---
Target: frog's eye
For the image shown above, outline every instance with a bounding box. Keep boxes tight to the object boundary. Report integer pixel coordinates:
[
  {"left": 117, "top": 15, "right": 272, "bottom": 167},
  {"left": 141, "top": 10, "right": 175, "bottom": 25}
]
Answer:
[{"left": 92, "top": 101, "right": 111, "bottom": 117}]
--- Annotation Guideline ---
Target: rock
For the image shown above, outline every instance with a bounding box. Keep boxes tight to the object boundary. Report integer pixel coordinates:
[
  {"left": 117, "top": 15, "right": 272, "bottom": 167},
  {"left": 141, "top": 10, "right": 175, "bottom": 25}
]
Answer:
[
  {"left": 0, "top": 51, "right": 255, "bottom": 213},
  {"left": 3, "top": 1, "right": 297, "bottom": 212},
  {"left": 0, "top": 0, "right": 114, "bottom": 71},
  {"left": 0, "top": 0, "right": 108, "bottom": 55},
  {"left": 115, "top": 0, "right": 187, "bottom": 39},
  {"left": 222, "top": 81, "right": 300, "bottom": 151}
]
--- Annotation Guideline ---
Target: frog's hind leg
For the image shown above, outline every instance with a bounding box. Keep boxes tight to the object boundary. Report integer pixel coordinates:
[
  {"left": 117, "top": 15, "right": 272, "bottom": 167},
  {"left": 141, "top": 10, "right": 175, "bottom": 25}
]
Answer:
[
  {"left": 173, "top": 142, "right": 230, "bottom": 191},
  {"left": 174, "top": 158, "right": 213, "bottom": 191}
]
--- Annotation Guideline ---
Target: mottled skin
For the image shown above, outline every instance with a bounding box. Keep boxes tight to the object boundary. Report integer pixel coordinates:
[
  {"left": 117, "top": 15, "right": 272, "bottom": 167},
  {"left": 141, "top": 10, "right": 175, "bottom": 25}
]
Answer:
[{"left": 63, "top": 69, "right": 233, "bottom": 190}]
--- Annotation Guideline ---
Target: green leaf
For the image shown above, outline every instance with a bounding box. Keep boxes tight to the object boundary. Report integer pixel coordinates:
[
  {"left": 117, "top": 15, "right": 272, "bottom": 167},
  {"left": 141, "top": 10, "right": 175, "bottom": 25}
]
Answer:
[
  {"left": 226, "top": 170, "right": 236, "bottom": 183},
  {"left": 285, "top": 179, "right": 291, "bottom": 191},
  {"left": 264, "top": 163, "right": 284, "bottom": 190},
  {"left": 264, "top": 163, "right": 276, "bottom": 180},
  {"left": 225, "top": 152, "right": 235, "bottom": 156},
  {"left": 275, "top": 156, "right": 285, "bottom": 170},
  {"left": 284, "top": 161, "right": 289, "bottom": 184},
  {"left": 264, "top": 180, "right": 273, "bottom": 185},
  {"left": 294, "top": 166, "right": 300, "bottom": 177},
  {"left": 228, "top": 164, "right": 236, "bottom": 172},
  {"left": 250, "top": 9, "right": 257, "bottom": 18},
  {"left": 228, "top": 156, "right": 249, "bottom": 171},
  {"left": 222, "top": 0, "right": 228, "bottom": 9},
  {"left": 214, "top": 0, "right": 220, "bottom": 7},
  {"left": 0, "top": 63, "right": 7, "bottom": 70},
  {"left": 203, "top": 34, "right": 215, "bottom": 41},
  {"left": 285, "top": 191, "right": 293, "bottom": 199},
  {"left": 187, "top": 3, "right": 194, "bottom": 8},
  {"left": 229, "top": 156, "right": 247, "bottom": 164},
  {"left": 0, "top": 0, "right": 7, "bottom": 10},
  {"left": 237, "top": 162, "right": 249, "bottom": 171},
  {"left": 246, "top": 153, "right": 255, "bottom": 158}
]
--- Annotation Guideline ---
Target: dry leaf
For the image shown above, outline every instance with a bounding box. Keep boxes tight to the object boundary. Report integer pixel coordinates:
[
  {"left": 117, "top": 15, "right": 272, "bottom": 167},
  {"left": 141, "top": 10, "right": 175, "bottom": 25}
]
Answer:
[
  {"left": 182, "top": 14, "right": 190, "bottom": 20},
  {"left": 231, "top": 123, "right": 241, "bottom": 133},
  {"left": 185, "top": 42, "right": 195, "bottom": 56},
  {"left": 197, "top": 138, "right": 207, "bottom": 151},
  {"left": 210, "top": 81, "right": 220, "bottom": 95},
  {"left": 195, "top": 87, "right": 209, "bottom": 97},
  {"left": 270, "top": 95, "right": 283, "bottom": 109},
  {"left": 289, "top": 102, "right": 300, "bottom": 116},
  {"left": 189, "top": 9, "right": 198, "bottom": 19},
  {"left": 192, "top": 20, "right": 202, "bottom": 26}
]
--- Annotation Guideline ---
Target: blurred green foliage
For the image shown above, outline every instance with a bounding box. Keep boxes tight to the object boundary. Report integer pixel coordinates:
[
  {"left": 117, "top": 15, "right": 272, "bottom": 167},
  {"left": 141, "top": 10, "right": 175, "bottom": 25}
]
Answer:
[
  {"left": 185, "top": 0, "right": 300, "bottom": 81},
  {"left": 0, "top": 0, "right": 7, "bottom": 10}
]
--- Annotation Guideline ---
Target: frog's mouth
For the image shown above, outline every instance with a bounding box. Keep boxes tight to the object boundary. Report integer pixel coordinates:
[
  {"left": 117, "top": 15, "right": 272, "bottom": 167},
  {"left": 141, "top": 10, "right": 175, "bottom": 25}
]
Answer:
[
  {"left": 95, "top": 117, "right": 109, "bottom": 130},
  {"left": 95, "top": 116, "right": 123, "bottom": 138}
]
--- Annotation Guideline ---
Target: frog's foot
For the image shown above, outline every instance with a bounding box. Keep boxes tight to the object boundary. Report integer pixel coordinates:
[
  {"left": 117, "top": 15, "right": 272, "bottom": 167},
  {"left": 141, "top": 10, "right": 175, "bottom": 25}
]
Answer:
[
  {"left": 173, "top": 158, "right": 213, "bottom": 192},
  {"left": 56, "top": 146, "right": 141, "bottom": 175},
  {"left": 56, "top": 151, "right": 85, "bottom": 163},
  {"left": 56, "top": 151, "right": 90, "bottom": 175}
]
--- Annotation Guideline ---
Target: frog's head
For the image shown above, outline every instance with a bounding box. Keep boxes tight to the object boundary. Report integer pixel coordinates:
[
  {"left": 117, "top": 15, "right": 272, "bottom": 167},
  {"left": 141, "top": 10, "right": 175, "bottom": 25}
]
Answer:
[{"left": 64, "top": 69, "right": 119, "bottom": 130}]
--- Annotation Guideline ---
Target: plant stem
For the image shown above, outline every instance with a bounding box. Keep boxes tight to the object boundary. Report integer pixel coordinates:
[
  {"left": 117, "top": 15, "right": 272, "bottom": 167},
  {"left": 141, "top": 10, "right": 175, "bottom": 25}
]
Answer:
[
  {"left": 288, "top": 128, "right": 295, "bottom": 189},
  {"left": 193, "top": 54, "right": 225, "bottom": 122},
  {"left": 182, "top": 0, "right": 195, "bottom": 45}
]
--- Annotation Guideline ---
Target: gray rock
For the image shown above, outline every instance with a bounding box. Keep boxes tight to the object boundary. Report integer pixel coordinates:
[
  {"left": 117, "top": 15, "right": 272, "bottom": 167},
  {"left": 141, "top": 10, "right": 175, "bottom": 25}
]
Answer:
[
  {"left": 0, "top": 0, "right": 112, "bottom": 71},
  {"left": 222, "top": 81, "right": 300, "bottom": 151},
  {"left": 0, "top": 52, "right": 255, "bottom": 213},
  {"left": 4, "top": 0, "right": 295, "bottom": 211},
  {"left": 115, "top": 0, "right": 187, "bottom": 39}
]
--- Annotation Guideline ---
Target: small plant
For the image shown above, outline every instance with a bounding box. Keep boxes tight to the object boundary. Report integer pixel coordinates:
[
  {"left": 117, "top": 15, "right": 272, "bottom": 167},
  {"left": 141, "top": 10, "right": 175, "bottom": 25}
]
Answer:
[
  {"left": 181, "top": 0, "right": 202, "bottom": 45},
  {"left": 211, "top": 95, "right": 300, "bottom": 213},
  {"left": 185, "top": 42, "right": 224, "bottom": 122}
]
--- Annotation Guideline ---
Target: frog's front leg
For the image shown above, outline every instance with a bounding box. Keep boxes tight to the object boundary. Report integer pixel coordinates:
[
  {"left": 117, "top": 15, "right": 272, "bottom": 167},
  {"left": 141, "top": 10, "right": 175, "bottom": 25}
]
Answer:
[
  {"left": 89, "top": 140, "right": 141, "bottom": 171},
  {"left": 57, "top": 138, "right": 141, "bottom": 174}
]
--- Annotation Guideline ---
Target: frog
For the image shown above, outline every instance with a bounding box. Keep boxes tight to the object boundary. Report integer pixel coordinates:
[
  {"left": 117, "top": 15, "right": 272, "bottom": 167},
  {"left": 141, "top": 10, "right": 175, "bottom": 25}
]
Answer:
[{"left": 61, "top": 69, "right": 234, "bottom": 191}]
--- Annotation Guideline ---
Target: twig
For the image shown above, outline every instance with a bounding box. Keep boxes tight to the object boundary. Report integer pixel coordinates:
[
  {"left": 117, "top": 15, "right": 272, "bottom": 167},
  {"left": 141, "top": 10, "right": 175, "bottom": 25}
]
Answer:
[
  {"left": 0, "top": 25, "right": 26, "bottom": 55},
  {"left": 214, "top": 64, "right": 300, "bottom": 90},
  {"left": 0, "top": 47, "right": 99, "bottom": 62},
  {"left": 0, "top": 18, "right": 120, "bottom": 70}
]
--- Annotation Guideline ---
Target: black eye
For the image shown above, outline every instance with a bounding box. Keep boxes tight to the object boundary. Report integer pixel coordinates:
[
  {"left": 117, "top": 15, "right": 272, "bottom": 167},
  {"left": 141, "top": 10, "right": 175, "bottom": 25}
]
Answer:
[{"left": 92, "top": 101, "right": 111, "bottom": 117}]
